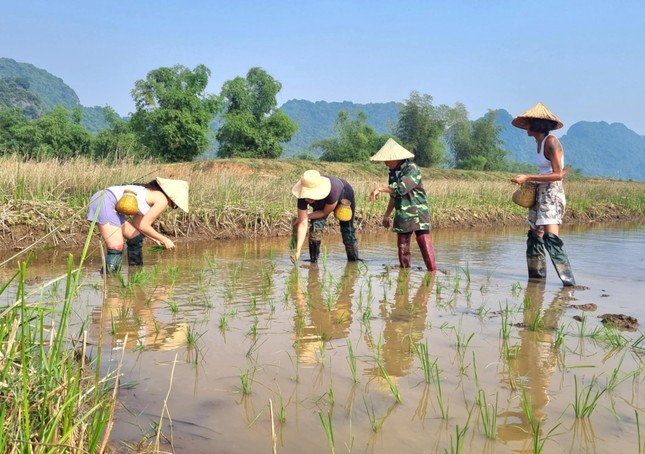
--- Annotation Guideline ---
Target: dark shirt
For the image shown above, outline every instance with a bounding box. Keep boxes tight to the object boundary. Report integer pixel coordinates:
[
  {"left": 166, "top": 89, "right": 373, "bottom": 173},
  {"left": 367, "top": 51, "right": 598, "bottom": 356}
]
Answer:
[{"left": 297, "top": 175, "right": 346, "bottom": 212}]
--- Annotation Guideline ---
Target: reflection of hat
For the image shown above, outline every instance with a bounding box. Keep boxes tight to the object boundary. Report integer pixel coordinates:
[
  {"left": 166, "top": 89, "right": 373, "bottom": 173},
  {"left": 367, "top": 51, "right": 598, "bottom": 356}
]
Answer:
[
  {"left": 291, "top": 170, "right": 331, "bottom": 200},
  {"left": 512, "top": 102, "right": 564, "bottom": 130},
  {"left": 156, "top": 177, "right": 189, "bottom": 212},
  {"left": 370, "top": 138, "right": 415, "bottom": 161}
]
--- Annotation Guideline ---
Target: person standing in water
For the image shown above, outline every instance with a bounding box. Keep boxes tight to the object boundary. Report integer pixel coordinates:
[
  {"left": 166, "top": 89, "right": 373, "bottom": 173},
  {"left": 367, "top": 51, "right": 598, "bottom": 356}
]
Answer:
[
  {"left": 511, "top": 102, "right": 575, "bottom": 286},
  {"left": 291, "top": 170, "right": 360, "bottom": 263},
  {"left": 87, "top": 177, "right": 189, "bottom": 274},
  {"left": 369, "top": 138, "right": 437, "bottom": 271}
]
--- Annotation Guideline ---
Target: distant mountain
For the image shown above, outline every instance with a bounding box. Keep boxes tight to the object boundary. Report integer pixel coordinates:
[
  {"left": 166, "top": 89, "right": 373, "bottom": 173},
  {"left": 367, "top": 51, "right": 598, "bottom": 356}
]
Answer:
[
  {"left": 280, "top": 99, "right": 400, "bottom": 156},
  {"left": 0, "top": 57, "right": 109, "bottom": 132}
]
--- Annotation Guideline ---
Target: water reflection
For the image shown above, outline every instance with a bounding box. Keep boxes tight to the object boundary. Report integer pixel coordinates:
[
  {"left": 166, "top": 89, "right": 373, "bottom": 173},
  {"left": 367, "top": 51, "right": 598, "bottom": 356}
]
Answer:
[
  {"left": 498, "top": 280, "right": 573, "bottom": 443},
  {"left": 89, "top": 283, "right": 188, "bottom": 351},
  {"left": 367, "top": 270, "right": 434, "bottom": 377},
  {"left": 290, "top": 263, "right": 358, "bottom": 364}
]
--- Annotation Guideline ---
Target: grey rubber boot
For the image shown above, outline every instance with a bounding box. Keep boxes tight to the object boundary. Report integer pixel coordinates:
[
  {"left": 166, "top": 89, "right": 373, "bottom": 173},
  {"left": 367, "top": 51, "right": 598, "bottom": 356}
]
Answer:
[
  {"left": 526, "top": 230, "right": 547, "bottom": 279},
  {"left": 126, "top": 234, "right": 144, "bottom": 266},
  {"left": 102, "top": 248, "right": 123, "bottom": 275},
  {"left": 344, "top": 241, "right": 360, "bottom": 261},
  {"left": 543, "top": 232, "right": 575, "bottom": 286}
]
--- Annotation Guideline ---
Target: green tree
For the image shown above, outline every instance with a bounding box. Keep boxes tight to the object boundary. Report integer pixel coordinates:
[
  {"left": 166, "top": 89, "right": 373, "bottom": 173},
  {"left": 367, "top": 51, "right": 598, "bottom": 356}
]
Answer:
[
  {"left": 312, "top": 110, "right": 388, "bottom": 162},
  {"left": 0, "top": 108, "right": 30, "bottom": 154},
  {"left": 448, "top": 110, "right": 508, "bottom": 171},
  {"left": 130, "top": 64, "right": 220, "bottom": 163},
  {"left": 216, "top": 67, "right": 297, "bottom": 159},
  {"left": 91, "top": 107, "right": 144, "bottom": 161},
  {"left": 396, "top": 92, "right": 450, "bottom": 167}
]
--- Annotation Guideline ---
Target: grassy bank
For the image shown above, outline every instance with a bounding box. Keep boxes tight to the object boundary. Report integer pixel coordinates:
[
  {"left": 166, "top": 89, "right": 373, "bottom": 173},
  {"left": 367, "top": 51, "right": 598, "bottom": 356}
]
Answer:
[{"left": 1, "top": 155, "right": 644, "bottom": 250}]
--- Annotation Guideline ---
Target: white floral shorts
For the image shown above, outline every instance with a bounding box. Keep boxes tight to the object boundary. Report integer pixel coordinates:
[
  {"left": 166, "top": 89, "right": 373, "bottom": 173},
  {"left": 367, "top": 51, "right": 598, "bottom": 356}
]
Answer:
[{"left": 527, "top": 181, "right": 566, "bottom": 230}]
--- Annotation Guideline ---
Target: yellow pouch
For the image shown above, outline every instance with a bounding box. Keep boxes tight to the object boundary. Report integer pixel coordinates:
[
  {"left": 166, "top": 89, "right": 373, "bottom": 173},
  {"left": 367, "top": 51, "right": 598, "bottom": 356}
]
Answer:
[
  {"left": 115, "top": 189, "right": 139, "bottom": 215},
  {"left": 334, "top": 198, "right": 353, "bottom": 221}
]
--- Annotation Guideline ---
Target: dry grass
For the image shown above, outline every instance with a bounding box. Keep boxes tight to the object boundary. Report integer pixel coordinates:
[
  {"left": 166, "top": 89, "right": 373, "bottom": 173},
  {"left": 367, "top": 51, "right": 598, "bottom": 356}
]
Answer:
[{"left": 0, "top": 155, "right": 644, "bottom": 249}]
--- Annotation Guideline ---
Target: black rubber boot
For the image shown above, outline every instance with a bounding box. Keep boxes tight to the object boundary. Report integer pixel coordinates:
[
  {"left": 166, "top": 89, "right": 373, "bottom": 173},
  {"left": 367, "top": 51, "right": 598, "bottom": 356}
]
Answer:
[
  {"left": 526, "top": 230, "right": 547, "bottom": 279},
  {"left": 544, "top": 232, "right": 576, "bottom": 287},
  {"left": 344, "top": 241, "right": 360, "bottom": 261},
  {"left": 102, "top": 248, "right": 123, "bottom": 275},
  {"left": 308, "top": 239, "right": 321, "bottom": 263},
  {"left": 126, "top": 234, "right": 144, "bottom": 266},
  {"left": 397, "top": 233, "right": 412, "bottom": 268}
]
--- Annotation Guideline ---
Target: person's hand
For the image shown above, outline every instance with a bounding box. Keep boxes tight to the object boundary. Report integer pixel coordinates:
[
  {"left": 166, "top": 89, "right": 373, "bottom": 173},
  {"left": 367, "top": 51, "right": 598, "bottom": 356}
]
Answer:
[
  {"left": 369, "top": 188, "right": 380, "bottom": 202},
  {"left": 382, "top": 216, "right": 391, "bottom": 228},
  {"left": 290, "top": 251, "right": 300, "bottom": 265},
  {"left": 162, "top": 237, "right": 176, "bottom": 250},
  {"left": 511, "top": 174, "right": 528, "bottom": 185}
]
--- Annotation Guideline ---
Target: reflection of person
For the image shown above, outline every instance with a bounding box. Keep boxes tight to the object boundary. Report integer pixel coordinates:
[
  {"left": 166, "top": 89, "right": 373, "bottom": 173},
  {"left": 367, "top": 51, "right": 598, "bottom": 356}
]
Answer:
[
  {"left": 511, "top": 103, "right": 575, "bottom": 286},
  {"left": 87, "top": 177, "right": 189, "bottom": 273},
  {"left": 290, "top": 263, "right": 358, "bottom": 363},
  {"left": 498, "top": 280, "right": 568, "bottom": 442},
  {"left": 377, "top": 270, "right": 433, "bottom": 377},
  {"left": 369, "top": 138, "right": 437, "bottom": 271},
  {"left": 291, "top": 170, "right": 359, "bottom": 263}
]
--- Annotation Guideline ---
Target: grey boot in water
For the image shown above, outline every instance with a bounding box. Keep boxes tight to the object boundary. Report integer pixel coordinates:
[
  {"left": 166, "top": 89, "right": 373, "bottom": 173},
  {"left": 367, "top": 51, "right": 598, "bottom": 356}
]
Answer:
[
  {"left": 526, "top": 230, "right": 547, "bottom": 279},
  {"left": 308, "top": 239, "right": 321, "bottom": 263},
  {"left": 543, "top": 232, "right": 576, "bottom": 286},
  {"left": 102, "top": 248, "right": 123, "bottom": 274},
  {"left": 344, "top": 241, "right": 360, "bottom": 261},
  {"left": 126, "top": 234, "right": 144, "bottom": 266}
]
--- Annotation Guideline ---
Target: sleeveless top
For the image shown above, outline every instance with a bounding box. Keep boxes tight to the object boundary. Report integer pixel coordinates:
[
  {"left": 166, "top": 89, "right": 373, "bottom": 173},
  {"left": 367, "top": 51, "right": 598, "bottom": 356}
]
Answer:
[
  {"left": 536, "top": 134, "right": 564, "bottom": 175},
  {"left": 107, "top": 185, "right": 151, "bottom": 215}
]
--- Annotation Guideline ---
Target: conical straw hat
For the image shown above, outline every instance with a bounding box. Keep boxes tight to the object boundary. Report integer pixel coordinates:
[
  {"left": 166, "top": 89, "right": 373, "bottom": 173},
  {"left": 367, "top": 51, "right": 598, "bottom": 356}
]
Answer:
[
  {"left": 291, "top": 170, "right": 332, "bottom": 200},
  {"left": 370, "top": 138, "right": 415, "bottom": 162},
  {"left": 512, "top": 102, "right": 563, "bottom": 130},
  {"left": 156, "top": 177, "right": 189, "bottom": 212}
]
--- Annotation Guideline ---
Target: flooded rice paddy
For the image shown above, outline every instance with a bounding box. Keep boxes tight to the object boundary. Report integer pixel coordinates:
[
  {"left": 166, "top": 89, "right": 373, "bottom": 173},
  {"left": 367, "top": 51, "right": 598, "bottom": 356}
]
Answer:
[{"left": 2, "top": 223, "right": 645, "bottom": 453}]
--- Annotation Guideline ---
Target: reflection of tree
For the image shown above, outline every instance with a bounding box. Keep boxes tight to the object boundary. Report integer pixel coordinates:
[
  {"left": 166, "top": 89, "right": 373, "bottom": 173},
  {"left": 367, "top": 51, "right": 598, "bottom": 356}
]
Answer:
[
  {"left": 498, "top": 281, "right": 573, "bottom": 443},
  {"left": 89, "top": 284, "right": 187, "bottom": 351},
  {"left": 290, "top": 264, "right": 358, "bottom": 364},
  {"left": 368, "top": 270, "right": 434, "bottom": 377}
]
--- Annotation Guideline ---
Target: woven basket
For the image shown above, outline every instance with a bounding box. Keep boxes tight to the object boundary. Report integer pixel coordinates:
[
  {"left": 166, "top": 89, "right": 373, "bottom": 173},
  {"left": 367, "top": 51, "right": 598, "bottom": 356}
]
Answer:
[
  {"left": 115, "top": 189, "right": 139, "bottom": 215},
  {"left": 334, "top": 198, "right": 353, "bottom": 221},
  {"left": 512, "top": 182, "right": 537, "bottom": 208}
]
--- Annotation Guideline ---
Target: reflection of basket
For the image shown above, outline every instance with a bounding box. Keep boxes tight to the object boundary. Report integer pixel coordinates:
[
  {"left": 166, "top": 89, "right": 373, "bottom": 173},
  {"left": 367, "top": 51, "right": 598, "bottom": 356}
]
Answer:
[
  {"left": 512, "top": 182, "right": 537, "bottom": 208},
  {"left": 334, "top": 199, "right": 352, "bottom": 221},
  {"left": 115, "top": 189, "right": 139, "bottom": 215}
]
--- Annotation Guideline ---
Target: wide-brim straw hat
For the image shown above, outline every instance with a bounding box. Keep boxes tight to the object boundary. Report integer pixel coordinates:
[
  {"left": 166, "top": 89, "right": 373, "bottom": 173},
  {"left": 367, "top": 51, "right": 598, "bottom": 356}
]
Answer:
[
  {"left": 512, "top": 102, "right": 564, "bottom": 130},
  {"left": 291, "top": 170, "right": 331, "bottom": 200},
  {"left": 156, "top": 177, "right": 189, "bottom": 212},
  {"left": 370, "top": 138, "right": 415, "bottom": 161}
]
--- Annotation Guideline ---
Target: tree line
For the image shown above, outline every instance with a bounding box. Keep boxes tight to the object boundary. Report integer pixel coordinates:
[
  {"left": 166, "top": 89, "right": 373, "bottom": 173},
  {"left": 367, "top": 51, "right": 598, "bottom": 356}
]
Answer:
[{"left": 0, "top": 63, "right": 531, "bottom": 172}]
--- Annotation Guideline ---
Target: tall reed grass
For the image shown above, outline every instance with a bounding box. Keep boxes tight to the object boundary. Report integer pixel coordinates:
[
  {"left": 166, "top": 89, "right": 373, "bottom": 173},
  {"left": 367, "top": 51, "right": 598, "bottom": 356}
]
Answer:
[{"left": 1, "top": 155, "right": 644, "bottom": 250}]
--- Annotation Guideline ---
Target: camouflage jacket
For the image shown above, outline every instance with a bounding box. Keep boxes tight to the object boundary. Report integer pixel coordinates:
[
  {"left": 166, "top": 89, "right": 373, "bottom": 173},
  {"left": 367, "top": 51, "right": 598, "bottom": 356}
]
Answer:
[{"left": 388, "top": 161, "right": 431, "bottom": 233}]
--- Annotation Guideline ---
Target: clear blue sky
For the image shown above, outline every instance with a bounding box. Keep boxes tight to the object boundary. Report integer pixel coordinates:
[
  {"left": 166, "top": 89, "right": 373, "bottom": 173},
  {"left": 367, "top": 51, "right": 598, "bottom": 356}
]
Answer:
[{"left": 2, "top": 1, "right": 645, "bottom": 134}]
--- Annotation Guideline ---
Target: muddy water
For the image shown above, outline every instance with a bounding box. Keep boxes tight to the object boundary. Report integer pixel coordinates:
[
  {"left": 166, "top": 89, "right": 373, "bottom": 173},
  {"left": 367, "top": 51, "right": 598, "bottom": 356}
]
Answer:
[{"left": 2, "top": 223, "right": 645, "bottom": 453}]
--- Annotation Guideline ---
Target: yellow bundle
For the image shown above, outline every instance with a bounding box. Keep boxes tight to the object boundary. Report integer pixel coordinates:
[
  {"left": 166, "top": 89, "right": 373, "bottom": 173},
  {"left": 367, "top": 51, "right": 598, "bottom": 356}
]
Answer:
[
  {"left": 512, "top": 182, "right": 537, "bottom": 208},
  {"left": 334, "top": 199, "right": 353, "bottom": 221},
  {"left": 115, "top": 189, "right": 139, "bottom": 215}
]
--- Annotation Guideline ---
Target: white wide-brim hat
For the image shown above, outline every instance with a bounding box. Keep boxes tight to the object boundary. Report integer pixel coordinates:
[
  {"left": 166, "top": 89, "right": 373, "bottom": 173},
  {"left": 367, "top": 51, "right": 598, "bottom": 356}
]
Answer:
[
  {"left": 370, "top": 138, "right": 415, "bottom": 161},
  {"left": 156, "top": 177, "right": 189, "bottom": 212},
  {"left": 291, "top": 170, "right": 331, "bottom": 200},
  {"left": 512, "top": 102, "right": 564, "bottom": 130}
]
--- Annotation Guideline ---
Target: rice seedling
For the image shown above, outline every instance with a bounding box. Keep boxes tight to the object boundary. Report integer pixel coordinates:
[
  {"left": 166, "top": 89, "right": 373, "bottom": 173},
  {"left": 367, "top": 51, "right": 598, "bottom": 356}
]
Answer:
[
  {"left": 476, "top": 389, "right": 498, "bottom": 440},
  {"left": 511, "top": 281, "right": 523, "bottom": 297},
  {"left": 166, "top": 298, "right": 179, "bottom": 314},
  {"left": 240, "top": 367, "right": 255, "bottom": 395},
  {"left": 375, "top": 348, "right": 401, "bottom": 403},
  {"left": 637, "top": 410, "right": 644, "bottom": 454},
  {"left": 499, "top": 302, "right": 512, "bottom": 341},
  {"left": 362, "top": 396, "right": 381, "bottom": 432},
  {"left": 219, "top": 313, "right": 229, "bottom": 331},
  {"left": 572, "top": 375, "right": 605, "bottom": 418},
  {"left": 346, "top": 339, "right": 359, "bottom": 383},
  {"left": 319, "top": 410, "right": 335, "bottom": 454},
  {"left": 446, "top": 406, "right": 473, "bottom": 454},
  {"left": 416, "top": 340, "right": 435, "bottom": 384},
  {"left": 185, "top": 323, "right": 204, "bottom": 347}
]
